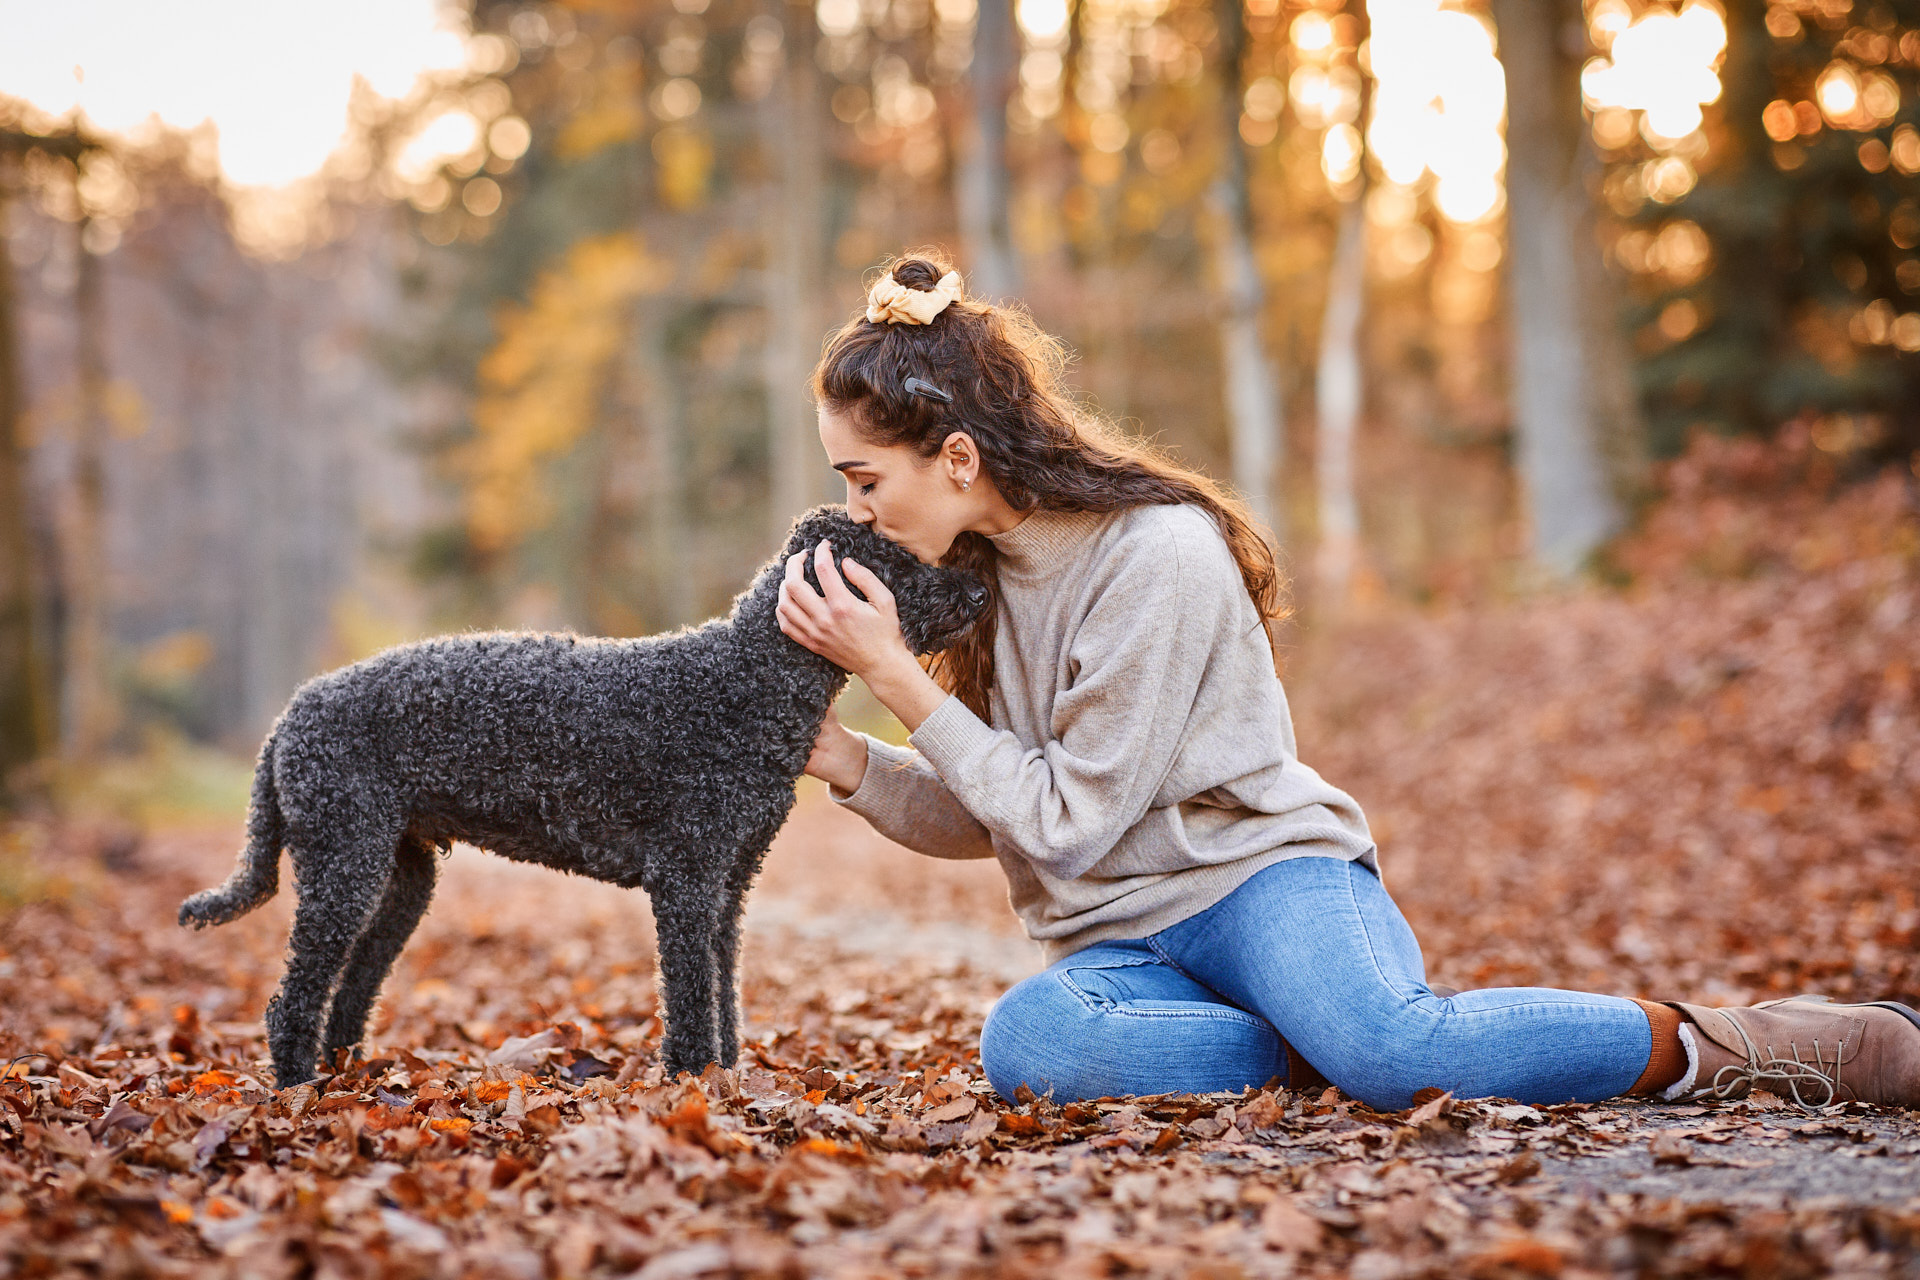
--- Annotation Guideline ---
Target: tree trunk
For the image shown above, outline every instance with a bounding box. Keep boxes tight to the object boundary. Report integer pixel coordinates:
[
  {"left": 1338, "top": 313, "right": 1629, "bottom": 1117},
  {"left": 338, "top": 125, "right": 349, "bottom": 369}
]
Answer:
[
  {"left": 0, "top": 184, "right": 54, "bottom": 783},
  {"left": 763, "top": 0, "right": 833, "bottom": 544},
  {"left": 1206, "top": 0, "right": 1284, "bottom": 539},
  {"left": 62, "top": 218, "right": 114, "bottom": 759},
  {"left": 955, "top": 0, "right": 1020, "bottom": 300},
  {"left": 1314, "top": 193, "right": 1366, "bottom": 602},
  {"left": 1312, "top": 4, "right": 1372, "bottom": 606},
  {"left": 627, "top": 299, "right": 695, "bottom": 628},
  {"left": 1490, "top": 0, "right": 1626, "bottom": 576}
]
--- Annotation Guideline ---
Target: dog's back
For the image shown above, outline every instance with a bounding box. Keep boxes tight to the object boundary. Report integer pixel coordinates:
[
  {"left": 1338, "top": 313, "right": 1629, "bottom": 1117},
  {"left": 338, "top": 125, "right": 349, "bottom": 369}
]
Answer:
[{"left": 274, "top": 622, "right": 799, "bottom": 879}]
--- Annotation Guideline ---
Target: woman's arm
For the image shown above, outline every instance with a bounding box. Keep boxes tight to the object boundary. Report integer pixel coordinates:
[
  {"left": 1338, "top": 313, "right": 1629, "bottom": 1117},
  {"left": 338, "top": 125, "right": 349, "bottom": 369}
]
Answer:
[
  {"left": 810, "top": 713, "right": 996, "bottom": 860},
  {"left": 803, "top": 706, "right": 872, "bottom": 794}
]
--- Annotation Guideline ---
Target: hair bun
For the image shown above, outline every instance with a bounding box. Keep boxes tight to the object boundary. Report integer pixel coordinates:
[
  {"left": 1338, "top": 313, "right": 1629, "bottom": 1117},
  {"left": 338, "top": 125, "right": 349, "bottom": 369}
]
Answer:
[{"left": 890, "top": 258, "right": 947, "bottom": 291}]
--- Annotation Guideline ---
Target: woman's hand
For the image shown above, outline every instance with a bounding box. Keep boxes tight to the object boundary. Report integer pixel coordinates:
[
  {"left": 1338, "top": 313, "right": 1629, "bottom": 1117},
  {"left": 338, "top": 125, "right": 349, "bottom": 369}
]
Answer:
[
  {"left": 803, "top": 707, "right": 869, "bottom": 794},
  {"left": 775, "top": 539, "right": 953, "bottom": 731},
  {"left": 776, "top": 539, "right": 917, "bottom": 681}
]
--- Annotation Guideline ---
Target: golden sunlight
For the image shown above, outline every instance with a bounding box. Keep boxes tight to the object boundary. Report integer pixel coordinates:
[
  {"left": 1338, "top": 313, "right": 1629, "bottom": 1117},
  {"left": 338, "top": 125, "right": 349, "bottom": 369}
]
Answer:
[
  {"left": 1365, "top": 0, "right": 1507, "bottom": 224},
  {"left": 1581, "top": 0, "right": 1727, "bottom": 146},
  {"left": 0, "top": 0, "right": 470, "bottom": 189}
]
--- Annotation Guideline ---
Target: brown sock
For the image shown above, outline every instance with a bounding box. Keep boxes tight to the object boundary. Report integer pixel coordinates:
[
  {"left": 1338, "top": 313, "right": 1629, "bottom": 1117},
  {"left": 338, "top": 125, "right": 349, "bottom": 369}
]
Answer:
[{"left": 1627, "top": 999, "right": 1687, "bottom": 1095}]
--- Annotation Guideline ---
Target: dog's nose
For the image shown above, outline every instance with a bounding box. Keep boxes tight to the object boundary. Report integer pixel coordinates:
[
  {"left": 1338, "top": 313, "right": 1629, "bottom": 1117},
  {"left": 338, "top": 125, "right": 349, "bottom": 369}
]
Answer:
[{"left": 963, "top": 583, "right": 988, "bottom": 611}]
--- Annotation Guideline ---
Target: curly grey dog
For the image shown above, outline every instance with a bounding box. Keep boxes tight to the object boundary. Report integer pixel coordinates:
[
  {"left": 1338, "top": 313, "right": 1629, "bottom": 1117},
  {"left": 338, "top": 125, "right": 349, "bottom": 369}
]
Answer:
[{"left": 179, "top": 507, "right": 987, "bottom": 1087}]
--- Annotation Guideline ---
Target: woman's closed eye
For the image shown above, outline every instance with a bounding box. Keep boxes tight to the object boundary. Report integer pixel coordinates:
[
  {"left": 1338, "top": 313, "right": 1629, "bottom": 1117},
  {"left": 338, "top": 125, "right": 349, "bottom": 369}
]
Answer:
[{"left": 858, "top": 481, "right": 876, "bottom": 494}]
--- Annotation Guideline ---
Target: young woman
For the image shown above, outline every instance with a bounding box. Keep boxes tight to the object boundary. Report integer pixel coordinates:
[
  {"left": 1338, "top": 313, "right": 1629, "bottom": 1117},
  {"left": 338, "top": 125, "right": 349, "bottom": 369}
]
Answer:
[{"left": 773, "top": 251, "right": 1920, "bottom": 1112}]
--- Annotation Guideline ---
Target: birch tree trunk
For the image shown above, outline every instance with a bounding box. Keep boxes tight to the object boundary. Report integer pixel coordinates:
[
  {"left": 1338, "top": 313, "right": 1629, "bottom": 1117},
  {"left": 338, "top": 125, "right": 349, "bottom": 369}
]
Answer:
[
  {"left": 763, "top": 0, "right": 832, "bottom": 543},
  {"left": 955, "top": 0, "right": 1019, "bottom": 300},
  {"left": 1314, "top": 192, "right": 1366, "bottom": 602},
  {"left": 1490, "top": 0, "right": 1626, "bottom": 576},
  {"left": 1312, "top": 3, "right": 1371, "bottom": 607},
  {"left": 0, "top": 183, "right": 54, "bottom": 780},
  {"left": 1205, "top": 0, "right": 1284, "bottom": 539},
  {"left": 62, "top": 218, "right": 114, "bottom": 759}
]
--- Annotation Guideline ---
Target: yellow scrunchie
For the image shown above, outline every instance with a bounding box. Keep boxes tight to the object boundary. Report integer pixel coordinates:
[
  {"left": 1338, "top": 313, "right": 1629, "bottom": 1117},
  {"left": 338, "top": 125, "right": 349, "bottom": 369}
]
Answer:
[{"left": 865, "top": 269, "right": 964, "bottom": 325}]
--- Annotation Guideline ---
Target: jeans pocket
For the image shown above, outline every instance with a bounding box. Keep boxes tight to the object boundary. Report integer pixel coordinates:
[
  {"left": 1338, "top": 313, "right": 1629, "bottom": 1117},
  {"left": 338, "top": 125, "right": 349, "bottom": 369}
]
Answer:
[{"left": 1056, "top": 953, "right": 1162, "bottom": 1013}]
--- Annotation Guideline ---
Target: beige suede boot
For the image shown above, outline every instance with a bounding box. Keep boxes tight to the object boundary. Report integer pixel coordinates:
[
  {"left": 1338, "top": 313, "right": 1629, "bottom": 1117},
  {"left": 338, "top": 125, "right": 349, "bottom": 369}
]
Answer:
[{"left": 1656, "top": 996, "right": 1920, "bottom": 1110}]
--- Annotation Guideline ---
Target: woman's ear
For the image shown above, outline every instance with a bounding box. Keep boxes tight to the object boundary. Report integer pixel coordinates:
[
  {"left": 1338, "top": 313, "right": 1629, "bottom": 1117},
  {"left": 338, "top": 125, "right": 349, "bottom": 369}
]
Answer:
[{"left": 940, "top": 431, "right": 979, "bottom": 486}]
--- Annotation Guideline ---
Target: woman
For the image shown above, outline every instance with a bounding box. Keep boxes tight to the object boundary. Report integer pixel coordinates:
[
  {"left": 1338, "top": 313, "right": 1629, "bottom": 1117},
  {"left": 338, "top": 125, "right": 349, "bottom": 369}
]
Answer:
[{"left": 774, "top": 251, "right": 1920, "bottom": 1111}]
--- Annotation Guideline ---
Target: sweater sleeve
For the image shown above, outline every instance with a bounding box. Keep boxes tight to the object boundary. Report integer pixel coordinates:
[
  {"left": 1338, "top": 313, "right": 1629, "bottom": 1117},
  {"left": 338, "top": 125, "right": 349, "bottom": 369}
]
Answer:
[
  {"left": 905, "top": 516, "right": 1228, "bottom": 880},
  {"left": 827, "top": 732, "right": 997, "bottom": 860}
]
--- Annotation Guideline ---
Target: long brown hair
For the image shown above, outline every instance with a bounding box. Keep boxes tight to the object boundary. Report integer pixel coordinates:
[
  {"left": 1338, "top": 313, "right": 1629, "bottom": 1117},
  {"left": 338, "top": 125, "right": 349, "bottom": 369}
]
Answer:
[{"left": 810, "top": 248, "right": 1289, "bottom": 719}]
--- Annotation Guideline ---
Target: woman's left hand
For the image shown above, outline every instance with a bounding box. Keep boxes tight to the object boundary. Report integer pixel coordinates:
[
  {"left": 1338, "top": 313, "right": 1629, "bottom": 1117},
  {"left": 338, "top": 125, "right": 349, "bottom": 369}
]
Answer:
[{"left": 776, "top": 540, "right": 917, "bottom": 681}]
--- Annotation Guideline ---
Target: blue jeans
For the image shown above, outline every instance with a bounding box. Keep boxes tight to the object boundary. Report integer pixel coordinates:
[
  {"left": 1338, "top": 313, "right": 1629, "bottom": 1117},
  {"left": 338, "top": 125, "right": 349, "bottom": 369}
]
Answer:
[{"left": 980, "top": 856, "right": 1650, "bottom": 1109}]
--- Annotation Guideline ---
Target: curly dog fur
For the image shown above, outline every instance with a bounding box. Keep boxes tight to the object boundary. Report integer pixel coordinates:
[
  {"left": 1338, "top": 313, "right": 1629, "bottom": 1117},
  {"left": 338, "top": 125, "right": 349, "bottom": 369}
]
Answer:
[{"left": 180, "top": 507, "right": 987, "bottom": 1087}]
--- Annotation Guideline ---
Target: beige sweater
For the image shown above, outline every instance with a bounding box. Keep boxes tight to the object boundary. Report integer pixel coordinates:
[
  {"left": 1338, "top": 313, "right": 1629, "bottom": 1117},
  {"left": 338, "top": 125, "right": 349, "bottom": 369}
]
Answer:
[{"left": 831, "top": 502, "right": 1378, "bottom": 963}]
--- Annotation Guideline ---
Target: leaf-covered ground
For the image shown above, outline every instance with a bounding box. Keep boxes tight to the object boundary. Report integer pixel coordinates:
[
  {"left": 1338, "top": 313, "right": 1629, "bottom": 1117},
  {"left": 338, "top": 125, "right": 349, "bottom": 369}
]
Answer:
[{"left": 3, "top": 430, "right": 1919, "bottom": 1278}]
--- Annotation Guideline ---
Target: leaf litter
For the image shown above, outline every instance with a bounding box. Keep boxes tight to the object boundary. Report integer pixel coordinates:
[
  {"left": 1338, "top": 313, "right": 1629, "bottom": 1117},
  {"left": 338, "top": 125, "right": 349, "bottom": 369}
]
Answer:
[{"left": 4, "top": 429, "right": 1920, "bottom": 1277}]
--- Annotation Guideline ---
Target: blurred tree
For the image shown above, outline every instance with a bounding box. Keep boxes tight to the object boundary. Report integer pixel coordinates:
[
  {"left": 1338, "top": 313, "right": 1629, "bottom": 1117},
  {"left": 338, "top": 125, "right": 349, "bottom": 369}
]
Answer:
[
  {"left": 1209, "top": 0, "right": 1287, "bottom": 538},
  {"left": 1312, "top": 0, "right": 1369, "bottom": 600},
  {"left": 1618, "top": 0, "right": 1920, "bottom": 460},
  {"left": 0, "top": 135, "right": 52, "bottom": 781},
  {"left": 64, "top": 209, "right": 115, "bottom": 759},
  {"left": 957, "top": 0, "right": 1021, "bottom": 298},
  {"left": 760, "top": 0, "right": 834, "bottom": 543},
  {"left": 0, "top": 125, "right": 85, "bottom": 783},
  {"left": 1491, "top": 0, "right": 1627, "bottom": 575}
]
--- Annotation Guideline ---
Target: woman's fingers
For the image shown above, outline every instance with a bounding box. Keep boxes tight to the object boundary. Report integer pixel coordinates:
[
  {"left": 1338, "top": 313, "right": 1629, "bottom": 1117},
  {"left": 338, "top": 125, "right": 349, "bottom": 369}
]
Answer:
[
  {"left": 839, "top": 557, "right": 896, "bottom": 614},
  {"left": 782, "top": 540, "right": 910, "bottom": 675},
  {"left": 781, "top": 552, "right": 826, "bottom": 621},
  {"left": 812, "top": 539, "right": 860, "bottom": 609}
]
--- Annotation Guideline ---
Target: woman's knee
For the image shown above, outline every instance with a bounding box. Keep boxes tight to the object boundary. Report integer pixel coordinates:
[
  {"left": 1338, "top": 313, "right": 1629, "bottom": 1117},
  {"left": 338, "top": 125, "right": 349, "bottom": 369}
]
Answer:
[
  {"left": 1291, "top": 997, "right": 1452, "bottom": 1111},
  {"left": 980, "top": 972, "right": 1091, "bottom": 1101},
  {"left": 981, "top": 966, "right": 1287, "bottom": 1103}
]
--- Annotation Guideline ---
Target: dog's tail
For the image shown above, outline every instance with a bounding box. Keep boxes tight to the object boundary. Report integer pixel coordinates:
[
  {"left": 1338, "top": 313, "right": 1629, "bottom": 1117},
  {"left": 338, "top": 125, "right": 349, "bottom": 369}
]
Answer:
[{"left": 179, "top": 728, "right": 285, "bottom": 929}]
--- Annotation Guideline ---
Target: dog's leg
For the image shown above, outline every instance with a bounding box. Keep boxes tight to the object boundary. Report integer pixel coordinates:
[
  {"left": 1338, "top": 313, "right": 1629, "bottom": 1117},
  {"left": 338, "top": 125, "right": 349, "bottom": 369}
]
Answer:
[
  {"left": 711, "top": 803, "right": 791, "bottom": 1068},
  {"left": 712, "top": 887, "right": 746, "bottom": 1069},
  {"left": 266, "top": 837, "right": 395, "bottom": 1088},
  {"left": 321, "top": 832, "right": 439, "bottom": 1067},
  {"left": 713, "top": 853, "right": 767, "bottom": 1068},
  {"left": 646, "top": 876, "right": 726, "bottom": 1078}
]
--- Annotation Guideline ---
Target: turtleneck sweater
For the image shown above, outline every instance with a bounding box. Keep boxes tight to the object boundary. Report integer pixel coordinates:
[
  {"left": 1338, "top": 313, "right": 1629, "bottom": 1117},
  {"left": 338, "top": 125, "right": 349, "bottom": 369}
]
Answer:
[{"left": 830, "top": 502, "right": 1379, "bottom": 964}]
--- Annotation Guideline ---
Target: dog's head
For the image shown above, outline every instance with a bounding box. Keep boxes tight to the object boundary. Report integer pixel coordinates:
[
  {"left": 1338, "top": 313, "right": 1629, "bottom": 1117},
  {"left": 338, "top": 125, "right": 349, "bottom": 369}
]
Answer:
[{"left": 781, "top": 506, "right": 990, "bottom": 657}]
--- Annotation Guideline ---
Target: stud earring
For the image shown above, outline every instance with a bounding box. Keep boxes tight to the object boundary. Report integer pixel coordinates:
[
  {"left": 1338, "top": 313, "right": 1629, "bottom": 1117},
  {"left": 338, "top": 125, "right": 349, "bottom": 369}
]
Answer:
[{"left": 961, "top": 479, "right": 972, "bottom": 491}]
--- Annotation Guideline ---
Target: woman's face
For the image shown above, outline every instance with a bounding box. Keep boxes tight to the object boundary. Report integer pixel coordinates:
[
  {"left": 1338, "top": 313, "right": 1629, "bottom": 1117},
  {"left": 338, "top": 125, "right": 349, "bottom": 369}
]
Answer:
[{"left": 817, "top": 402, "right": 976, "bottom": 564}]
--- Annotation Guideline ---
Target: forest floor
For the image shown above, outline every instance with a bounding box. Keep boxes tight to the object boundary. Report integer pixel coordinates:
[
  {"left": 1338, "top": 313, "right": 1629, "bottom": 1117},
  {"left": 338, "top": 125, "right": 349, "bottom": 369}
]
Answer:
[{"left": 3, "top": 428, "right": 1919, "bottom": 1279}]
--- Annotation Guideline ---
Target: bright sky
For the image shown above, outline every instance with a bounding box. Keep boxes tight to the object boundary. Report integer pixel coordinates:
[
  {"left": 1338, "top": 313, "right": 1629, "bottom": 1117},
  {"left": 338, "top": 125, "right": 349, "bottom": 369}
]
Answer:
[{"left": 0, "top": 0, "right": 469, "bottom": 188}]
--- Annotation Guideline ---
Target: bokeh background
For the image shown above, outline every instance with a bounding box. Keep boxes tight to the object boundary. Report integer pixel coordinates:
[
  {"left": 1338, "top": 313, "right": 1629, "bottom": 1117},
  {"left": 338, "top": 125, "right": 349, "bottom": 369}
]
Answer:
[{"left": 0, "top": 0, "right": 1917, "bottom": 803}]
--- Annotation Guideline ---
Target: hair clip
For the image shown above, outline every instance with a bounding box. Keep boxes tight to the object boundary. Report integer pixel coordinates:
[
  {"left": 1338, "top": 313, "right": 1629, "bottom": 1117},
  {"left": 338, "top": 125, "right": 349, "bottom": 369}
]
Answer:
[{"left": 904, "top": 376, "right": 953, "bottom": 404}]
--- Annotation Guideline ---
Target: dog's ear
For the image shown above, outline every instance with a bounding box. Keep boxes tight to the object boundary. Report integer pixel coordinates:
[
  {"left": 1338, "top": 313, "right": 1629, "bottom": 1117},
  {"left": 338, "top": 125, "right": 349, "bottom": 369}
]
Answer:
[{"left": 784, "top": 506, "right": 841, "bottom": 556}]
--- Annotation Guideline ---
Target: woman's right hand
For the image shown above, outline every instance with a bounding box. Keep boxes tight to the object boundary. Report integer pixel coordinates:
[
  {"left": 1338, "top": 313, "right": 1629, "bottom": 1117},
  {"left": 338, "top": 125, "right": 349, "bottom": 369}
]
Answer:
[{"left": 804, "top": 707, "right": 870, "bottom": 795}]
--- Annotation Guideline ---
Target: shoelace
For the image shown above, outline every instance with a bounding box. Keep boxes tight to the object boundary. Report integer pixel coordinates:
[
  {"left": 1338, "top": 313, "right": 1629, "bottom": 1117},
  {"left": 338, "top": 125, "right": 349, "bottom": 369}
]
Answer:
[{"left": 1701, "top": 1019, "right": 1844, "bottom": 1111}]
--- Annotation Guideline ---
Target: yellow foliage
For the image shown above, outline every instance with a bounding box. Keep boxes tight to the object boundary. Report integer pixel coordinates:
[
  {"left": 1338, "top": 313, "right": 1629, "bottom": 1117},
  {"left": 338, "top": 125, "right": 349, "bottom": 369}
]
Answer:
[
  {"left": 326, "top": 592, "right": 424, "bottom": 667},
  {"left": 463, "top": 233, "right": 667, "bottom": 555},
  {"left": 130, "top": 630, "right": 213, "bottom": 687},
  {"left": 14, "top": 377, "right": 149, "bottom": 447},
  {"left": 652, "top": 127, "right": 714, "bottom": 210},
  {"left": 557, "top": 62, "right": 647, "bottom": 160}
]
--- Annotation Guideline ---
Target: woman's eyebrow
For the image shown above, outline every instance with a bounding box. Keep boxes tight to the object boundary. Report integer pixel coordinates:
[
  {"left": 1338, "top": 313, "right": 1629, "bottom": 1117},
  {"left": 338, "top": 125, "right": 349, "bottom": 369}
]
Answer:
[{"left": 831, "top": 460, "right": 871, "bottom": 473}]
